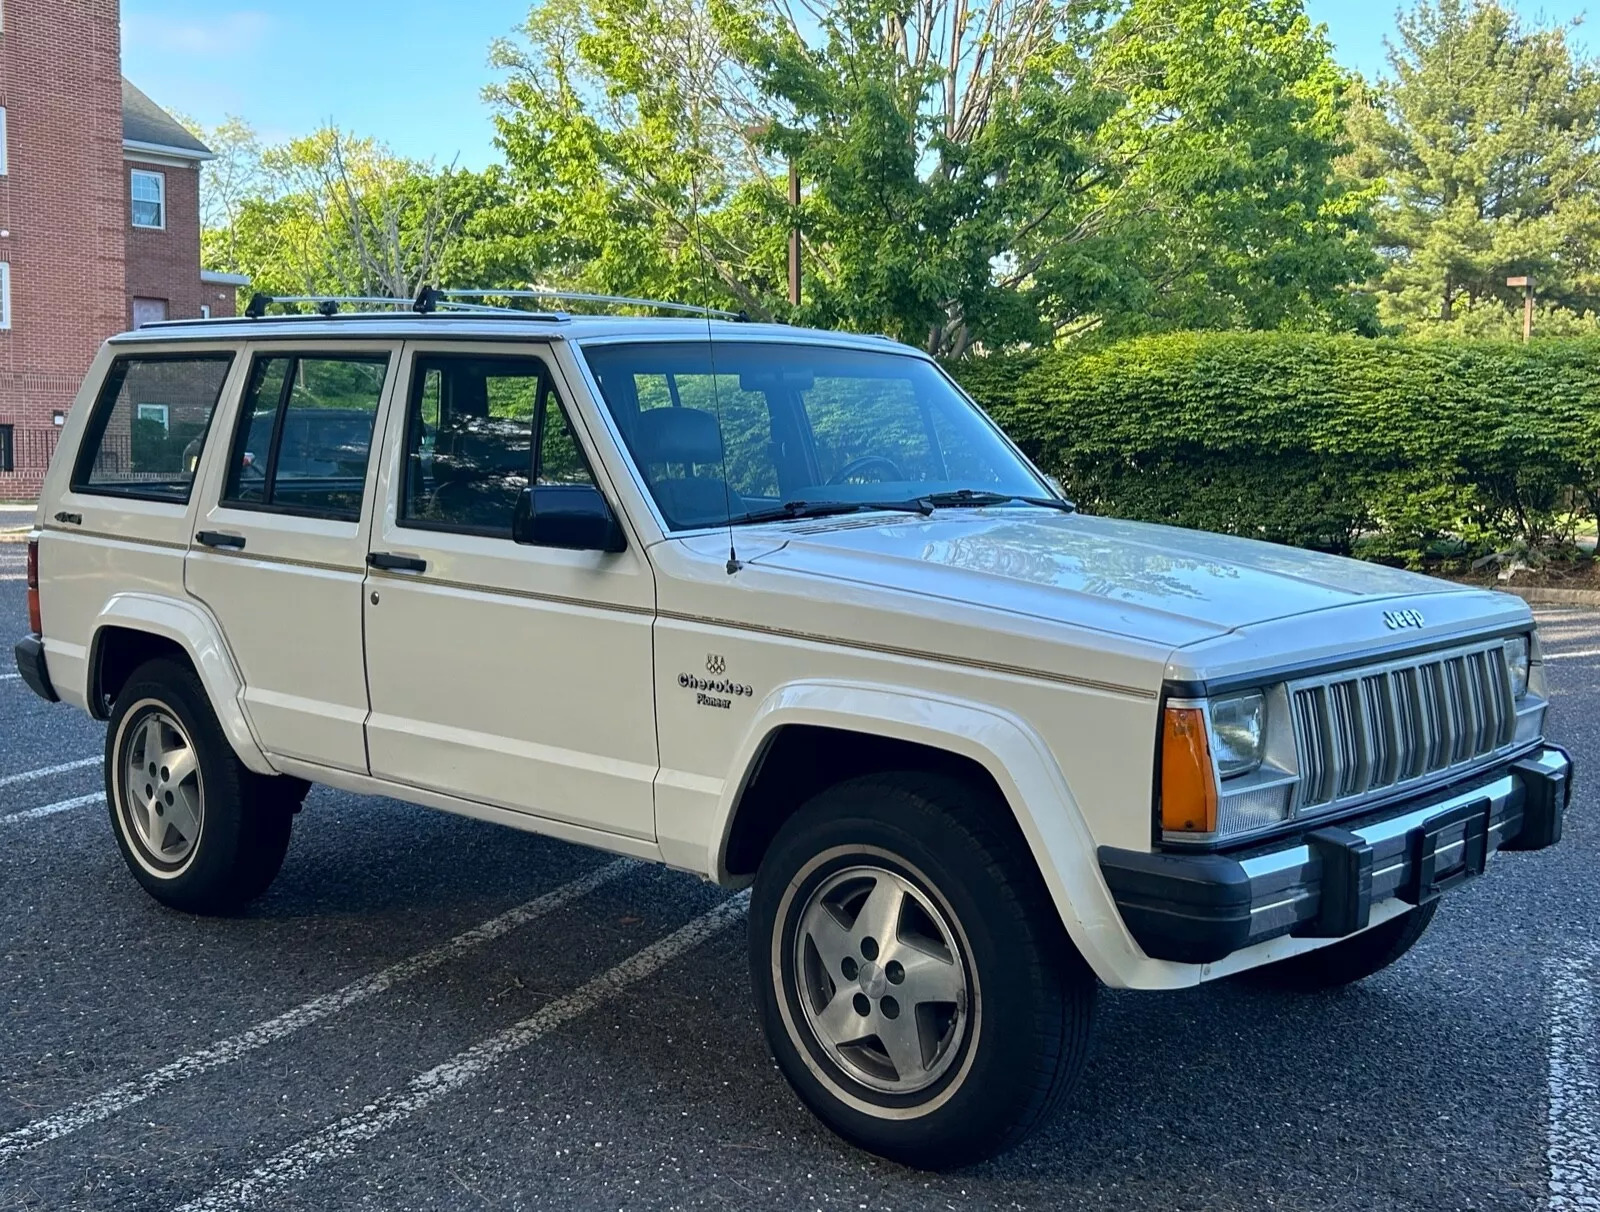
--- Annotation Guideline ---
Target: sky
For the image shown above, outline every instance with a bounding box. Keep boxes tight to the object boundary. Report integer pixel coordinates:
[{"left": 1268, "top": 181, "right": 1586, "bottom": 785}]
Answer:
[{"left": 120, "top": 0, "right": 1595, "bottom": 171}]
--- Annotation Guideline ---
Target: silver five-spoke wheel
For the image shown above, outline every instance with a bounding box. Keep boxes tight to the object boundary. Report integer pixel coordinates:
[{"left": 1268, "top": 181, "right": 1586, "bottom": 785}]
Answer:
[
  {"left": 120, "top": 707, "right": 204, "bottom": 870},
  {"left": 793, "top": 864, "right": 971, "bottom": 1094}
]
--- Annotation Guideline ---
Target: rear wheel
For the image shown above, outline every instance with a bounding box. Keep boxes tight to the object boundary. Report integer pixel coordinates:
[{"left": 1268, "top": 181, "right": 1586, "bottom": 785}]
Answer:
[
  {"left": 1257, "top": 902, "right": 1439, "bottom": 990},
  {"left": 750, "top": 772, "right": 1096, "bottom": 1168},
  {"left": 106, "top": 658, "right": 296, "bottom": 913}
]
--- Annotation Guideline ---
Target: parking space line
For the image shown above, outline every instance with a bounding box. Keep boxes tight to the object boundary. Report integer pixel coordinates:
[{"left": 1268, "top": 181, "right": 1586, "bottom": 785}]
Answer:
[
  {"left": 172, "top": 892, "right": 749, "bottom": 1212},
  {"left": 0, "top": 859, "right": 637, "bottom": 1162},
  {"left": 0, "top": 756, "right": 99, "bottom": 789},
  {"left": 0, "top": 791, "right": 103, "bottom": 824},
  {"left": 1545, "top": 649, "right": 1600, "bottom": 662},
  {"left": 0, "top": 672, "right": 19, "bottom": 681},
  {"left": 1549, "top": 947, "right": 1598, "bottom": 1211}
]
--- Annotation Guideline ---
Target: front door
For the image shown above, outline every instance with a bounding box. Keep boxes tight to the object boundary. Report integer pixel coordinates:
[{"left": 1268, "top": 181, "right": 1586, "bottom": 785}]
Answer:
[
  {"left": 361, "top": 343, "right": 658, "bottom": 840},
  {"left": 185, "top": 341, "right": 397, "bottom": 772}
]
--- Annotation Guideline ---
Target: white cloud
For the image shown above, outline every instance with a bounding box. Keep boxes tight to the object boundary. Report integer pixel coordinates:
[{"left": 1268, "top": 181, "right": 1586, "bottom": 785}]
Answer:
[{"left": 121, "top": 10, "right": 274, "bottom": 58}]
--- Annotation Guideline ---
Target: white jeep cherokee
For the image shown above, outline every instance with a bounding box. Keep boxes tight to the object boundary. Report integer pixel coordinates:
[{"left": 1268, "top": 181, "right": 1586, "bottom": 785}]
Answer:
[{"left": 12, "top": 297, "right": 1573, "bottom": 1167}]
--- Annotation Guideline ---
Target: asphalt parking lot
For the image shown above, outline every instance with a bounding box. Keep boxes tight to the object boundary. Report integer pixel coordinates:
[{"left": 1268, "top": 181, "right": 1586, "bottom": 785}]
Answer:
[{"left": 1, "top": 537, "right": 1597, "bottom": 1211}]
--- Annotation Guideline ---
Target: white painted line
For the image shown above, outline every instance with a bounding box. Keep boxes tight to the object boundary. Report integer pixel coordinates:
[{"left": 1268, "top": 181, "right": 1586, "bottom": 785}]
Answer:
[
  {"left": 1549, "top": 947, "right": 1599, "bottom": 1211},
  {"left": 173, "top": 892, "right": 749, "bottom": 1212},
  {"left": 0, "top": 859, "right": 636, "bottom": 1163},
  {"left": 1544, "top": 649, "right": 1600, "bottom": 662},
  {"left": 0, "top": 673, "right": 19, "bottom": 681},
  {"left": 0, "top": 755, "right": 99, "bottom": 789},
  {"left": 0, "top": 791, "right": 102, "bottom": 824}
]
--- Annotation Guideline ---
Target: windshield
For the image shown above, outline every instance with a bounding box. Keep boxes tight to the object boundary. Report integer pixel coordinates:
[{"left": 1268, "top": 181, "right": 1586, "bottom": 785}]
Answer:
[{"left": 581, "top": 341, "right": 1047, "bottom": 530}]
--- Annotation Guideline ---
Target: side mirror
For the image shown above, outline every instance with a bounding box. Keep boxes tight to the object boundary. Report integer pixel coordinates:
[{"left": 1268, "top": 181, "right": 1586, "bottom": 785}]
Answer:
[{"left": 513, "top": 485, "right": 627, "bottom": 553}]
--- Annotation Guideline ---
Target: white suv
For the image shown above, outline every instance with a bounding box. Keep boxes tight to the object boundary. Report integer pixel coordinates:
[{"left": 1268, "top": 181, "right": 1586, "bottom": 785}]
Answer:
[{"left": 13, "top": 296, "right": 1573, "bottom": 1167}]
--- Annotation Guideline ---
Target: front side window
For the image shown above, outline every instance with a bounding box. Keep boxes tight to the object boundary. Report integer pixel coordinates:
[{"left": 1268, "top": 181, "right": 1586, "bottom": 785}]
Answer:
[
  {"left": 222, "top": 353, "right": 388, "bottom": 520},
  {"left": 401, "top": 354, "right": 594, "bottom": 537},
  {"left": 131, "top": 169, "right": 165, "bottom": 229},
  {"left": 72, "top": 353, "right": 235, "bottom": 502},
  {"left": 582, "top": 342, "right": 1044, "bottom": 530}
]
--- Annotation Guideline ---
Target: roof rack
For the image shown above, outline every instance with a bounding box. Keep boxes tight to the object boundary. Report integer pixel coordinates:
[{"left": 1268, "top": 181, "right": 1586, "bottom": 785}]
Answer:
[{"left": 223, "top": 285, "right": 747, "bottom": 323}]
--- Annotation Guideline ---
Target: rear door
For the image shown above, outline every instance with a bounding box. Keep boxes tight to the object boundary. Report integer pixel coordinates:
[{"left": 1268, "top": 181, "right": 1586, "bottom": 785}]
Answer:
[
  {"left": 185, "top": 340, "right": 398, "bottom": 773},
  {"left": 360, "top": 340, "right": 658, "bottom": 840}
]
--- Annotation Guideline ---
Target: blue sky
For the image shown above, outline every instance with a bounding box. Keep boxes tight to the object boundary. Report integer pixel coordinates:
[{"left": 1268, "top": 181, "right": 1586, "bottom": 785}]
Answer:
[{"left": 121, "top": 0, "right": 1594, "bottom": 170}]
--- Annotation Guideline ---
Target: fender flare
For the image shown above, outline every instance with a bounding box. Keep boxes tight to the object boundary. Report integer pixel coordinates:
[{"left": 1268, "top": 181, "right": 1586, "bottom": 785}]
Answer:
[
  {"left": 90, "top": 592, "right": 276, "bottom": 775},
  {"left": 711, "top": 680, "right": 1166, "bottom": 986}
]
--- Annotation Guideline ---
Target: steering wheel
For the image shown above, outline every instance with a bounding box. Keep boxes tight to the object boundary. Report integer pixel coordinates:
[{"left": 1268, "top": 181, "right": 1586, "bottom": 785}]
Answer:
[{"left": 826, "top": 454, "right": 904, "bottom": 485}]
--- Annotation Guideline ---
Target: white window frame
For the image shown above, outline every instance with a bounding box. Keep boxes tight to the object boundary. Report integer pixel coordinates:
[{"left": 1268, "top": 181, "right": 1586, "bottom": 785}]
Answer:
[
  {"left": 0, "top": 262, "right": 11, "bottom": 331},
  {"left": 0, "top": 107, "right": 9, "bottom": 176},
  {"left": 136, "top": 402, "right": 170, "bottom": 431},
  {"left": 131, "top": 169, "right": 166, "bottom": 230}
]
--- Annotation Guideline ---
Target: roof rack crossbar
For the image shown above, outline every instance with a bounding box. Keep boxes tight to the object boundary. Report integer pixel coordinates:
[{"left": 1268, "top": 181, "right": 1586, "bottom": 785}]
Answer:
[{"left": 438, "top": 288, "right": 743, "bottom": 320}]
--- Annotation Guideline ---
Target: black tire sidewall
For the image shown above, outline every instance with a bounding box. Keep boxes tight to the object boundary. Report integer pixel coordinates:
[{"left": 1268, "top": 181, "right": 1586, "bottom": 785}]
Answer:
[
  {"left": 105, "top": 659, "right": 284, "bottom": 913},
  {"left": 750, "top": 778, "right": 1085, "bottom": 1165}
]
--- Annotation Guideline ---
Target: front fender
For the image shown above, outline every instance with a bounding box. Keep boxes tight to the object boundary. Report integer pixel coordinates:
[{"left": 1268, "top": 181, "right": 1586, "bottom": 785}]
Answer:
[
  {"left": 709, "top": 679, "right": 1180, "bottom": 987},
  {"left": 91, "top": 593, "right": 275, "bottom": 775}
]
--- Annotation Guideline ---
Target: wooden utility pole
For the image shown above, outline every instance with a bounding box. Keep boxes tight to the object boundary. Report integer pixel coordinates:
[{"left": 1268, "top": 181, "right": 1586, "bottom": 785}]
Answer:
[
  {"left": 1507, "top": 275, "right": 1535, "bottom": 343},
  {"left": 787, "top": 160, "right": 801, "bottom": 307}
]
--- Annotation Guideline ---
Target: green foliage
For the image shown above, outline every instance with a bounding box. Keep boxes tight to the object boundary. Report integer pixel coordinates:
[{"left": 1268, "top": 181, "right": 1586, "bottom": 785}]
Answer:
[
  {"left": 487, "top": 0, "right": 1377, "bottom": 352},
  {"left": 1344, "top": 0, "right": 1600, "bottom": 336},
  {"left": 951, "top": 331, "right": 1600, "bottom": 565}
]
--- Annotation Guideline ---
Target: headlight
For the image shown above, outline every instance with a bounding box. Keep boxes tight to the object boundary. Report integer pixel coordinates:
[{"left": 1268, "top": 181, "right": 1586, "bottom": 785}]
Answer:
[
  {"left": 1505, "top": 635, "right": 1531, "bottom": 700},
  {"left": 1209, "top": 692, "right": 1266, "bottom": 777}
]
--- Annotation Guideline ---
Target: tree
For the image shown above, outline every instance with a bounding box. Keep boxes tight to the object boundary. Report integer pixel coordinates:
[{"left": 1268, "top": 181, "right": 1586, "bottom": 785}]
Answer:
[
  {"left": 488, "top": 0, "right": 1376, "bottom": 354},
  {"left": 1346, "top": 0, "right": 1600, "bottom": 336},
  {"left": 193, "top": 121, "right": 541, "bottom": 301}
]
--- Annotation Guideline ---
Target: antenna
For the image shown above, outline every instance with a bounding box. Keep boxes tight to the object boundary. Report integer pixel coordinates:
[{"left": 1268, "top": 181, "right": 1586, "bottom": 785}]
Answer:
[{"left": 685, "top": 139, "right": 742, "bottom": 575}]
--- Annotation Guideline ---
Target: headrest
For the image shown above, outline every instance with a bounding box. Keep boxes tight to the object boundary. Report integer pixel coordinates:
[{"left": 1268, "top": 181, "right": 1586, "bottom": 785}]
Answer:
[{"left": 632, "top": 407, "right": 724, "bottom": 467}]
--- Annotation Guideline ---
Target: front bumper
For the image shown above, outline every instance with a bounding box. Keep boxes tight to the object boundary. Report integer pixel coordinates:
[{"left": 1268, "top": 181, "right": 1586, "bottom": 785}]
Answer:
[
  {"left": 1100, "top": 744, "right": 1573, "bottom": 964},
  {"left": 12, "top": 634, "right": 58, "bottom": 703}
]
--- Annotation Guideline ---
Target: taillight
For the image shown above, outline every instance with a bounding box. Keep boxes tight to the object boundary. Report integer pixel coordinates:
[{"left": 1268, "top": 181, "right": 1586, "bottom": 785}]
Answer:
[{"left": 26, "top": 538, "right": 41, "bottom": 635}]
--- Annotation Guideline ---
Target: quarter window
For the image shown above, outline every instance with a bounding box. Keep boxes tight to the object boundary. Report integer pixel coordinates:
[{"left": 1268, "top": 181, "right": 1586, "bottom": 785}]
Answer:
[
  {"left": 131, "top": 169, "right": 165, "bottom": 229},
  {"left": 222, "top": 354, "right": 388, "bottom": 520},
  {"left": 71, "top": 354, "right": 235, "bottom": 502},
  {"left": 401, "top": 354, "right": 594, "bottom": 537}
]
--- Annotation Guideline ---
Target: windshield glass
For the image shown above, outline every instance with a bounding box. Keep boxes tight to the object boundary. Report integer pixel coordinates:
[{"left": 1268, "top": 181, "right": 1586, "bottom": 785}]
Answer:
[{"left": 581, "top": 341, "right": 1046, "bottom": 530}]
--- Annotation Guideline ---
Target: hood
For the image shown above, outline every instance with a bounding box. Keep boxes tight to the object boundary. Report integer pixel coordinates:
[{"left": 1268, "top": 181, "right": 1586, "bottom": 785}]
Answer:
[{"left": 745, "top": 510, "right": 1468, "bottom": 645}]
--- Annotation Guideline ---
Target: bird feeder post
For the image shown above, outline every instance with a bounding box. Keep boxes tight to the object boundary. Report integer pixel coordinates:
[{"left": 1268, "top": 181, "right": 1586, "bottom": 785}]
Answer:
[{"left": 1507, "top": 275, "right": 1535, "bottom": 343}]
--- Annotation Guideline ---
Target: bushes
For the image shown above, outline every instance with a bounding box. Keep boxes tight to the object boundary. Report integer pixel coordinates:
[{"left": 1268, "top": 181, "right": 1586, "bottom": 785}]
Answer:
[{"left": 950, "top": 332, "right": 1600, "bottom": 567}]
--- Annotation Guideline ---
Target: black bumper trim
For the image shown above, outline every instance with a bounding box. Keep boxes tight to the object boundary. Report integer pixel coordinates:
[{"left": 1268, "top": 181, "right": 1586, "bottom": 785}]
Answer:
[
  {"left": 1101, "top": 744, "right": 1572, "bottom": 965},
  {"left": 12, "top": 634, "right": 58, "bottom": 703}
]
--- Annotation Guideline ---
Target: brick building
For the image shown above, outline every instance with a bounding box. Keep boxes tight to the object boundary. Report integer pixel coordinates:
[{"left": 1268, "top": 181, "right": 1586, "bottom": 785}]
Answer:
[{"left": 0, "top": 0, "right": 235, "bottom": 500}]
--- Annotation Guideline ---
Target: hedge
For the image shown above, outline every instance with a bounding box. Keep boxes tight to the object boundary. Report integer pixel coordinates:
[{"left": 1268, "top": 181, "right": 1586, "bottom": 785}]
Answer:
[{"left": 949, "top": 332, "right": 1600, "bottom": 567}]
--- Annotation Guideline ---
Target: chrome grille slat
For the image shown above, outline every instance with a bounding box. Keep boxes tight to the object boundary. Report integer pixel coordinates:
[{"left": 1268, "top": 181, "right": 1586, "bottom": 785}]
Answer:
[{"left": 1291, "top": 640, "right": 1516, "bottom": 815}]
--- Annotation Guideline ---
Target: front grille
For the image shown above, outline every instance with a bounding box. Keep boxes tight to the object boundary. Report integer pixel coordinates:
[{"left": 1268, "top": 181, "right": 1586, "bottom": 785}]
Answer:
[{"left": 1291, "top": 642, "right": 1515, "bottom": 813}]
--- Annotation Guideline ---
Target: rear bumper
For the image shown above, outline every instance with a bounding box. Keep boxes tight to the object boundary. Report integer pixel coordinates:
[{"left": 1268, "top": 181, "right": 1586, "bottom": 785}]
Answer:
[
  {"left": 12, "top": 634, "right": 58, "bottom": 703},
  {"left": 1100, "top": 744, "right": 1573, "bottom": 964}
]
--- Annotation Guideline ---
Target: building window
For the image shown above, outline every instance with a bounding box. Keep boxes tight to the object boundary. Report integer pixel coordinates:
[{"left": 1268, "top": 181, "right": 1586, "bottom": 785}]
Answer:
[
  {"left": 132, "top": 297, "right": 168, "bottom": 328},
  {"left": 0, "top": 425, "right": 12, "bottom": 474},
  {"left": 131, "top": 169, "right": 165, "bottom": 229},
  {"left": 0, "top": 262, "right": 10, "bottom": 330},
  {"left": 0, "top": 107, "right": 9, "bottom": 176}
]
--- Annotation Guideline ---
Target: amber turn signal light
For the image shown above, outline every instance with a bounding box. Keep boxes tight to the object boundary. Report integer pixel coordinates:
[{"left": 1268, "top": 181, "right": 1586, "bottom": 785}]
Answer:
[{"left": 1161, "top": 704, "right": 1218, "bottom": 834}]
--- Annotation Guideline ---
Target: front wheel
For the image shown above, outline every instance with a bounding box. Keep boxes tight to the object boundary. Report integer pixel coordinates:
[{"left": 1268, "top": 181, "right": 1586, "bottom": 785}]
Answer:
[
  {"left": 106, "top": 657, "right": 295, "bottom": 913},
  {"left": 750, "top": 773, "right": 1096, "bottom": 1168}
]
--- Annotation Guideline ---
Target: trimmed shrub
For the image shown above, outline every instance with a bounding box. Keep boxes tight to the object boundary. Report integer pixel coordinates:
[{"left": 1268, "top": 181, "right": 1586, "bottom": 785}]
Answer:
[{"left": 950, "top": 332, "right": 1600, "bottom": 567}]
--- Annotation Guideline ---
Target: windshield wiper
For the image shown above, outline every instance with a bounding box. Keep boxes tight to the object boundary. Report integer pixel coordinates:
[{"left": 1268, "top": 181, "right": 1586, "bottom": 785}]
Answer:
[
  {"left": 738, "top": 498, "right": 936, "bottom": 525},
  {"left": 920, "top": 489, "right": 1076, "bottom": 513}
]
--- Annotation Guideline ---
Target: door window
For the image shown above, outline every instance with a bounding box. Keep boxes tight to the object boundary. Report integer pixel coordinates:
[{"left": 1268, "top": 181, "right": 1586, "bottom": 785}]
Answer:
[
  {"left": 401, "top": 354, "right": 594, "bottom": 537},
  {"left": 71, "top": 353, "right": 236, "bottom": 502},
  {"left": 222, "top": 353, "right": 389, "bottom": 520}
]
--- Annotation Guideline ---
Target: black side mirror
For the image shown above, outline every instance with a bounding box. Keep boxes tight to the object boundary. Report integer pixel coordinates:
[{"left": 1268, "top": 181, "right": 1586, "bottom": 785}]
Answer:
[{"left": 513, "top": 485, "right": 627, "bottom": 553}]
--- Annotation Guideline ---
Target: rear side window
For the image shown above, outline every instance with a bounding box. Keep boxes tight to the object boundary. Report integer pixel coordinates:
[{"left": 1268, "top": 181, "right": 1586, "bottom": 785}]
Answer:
[
  {"left": 72, "top": 353, "right": 235, "bottom": 503},
  {"left": 222, "top": 353, "right": 389, "bottom": 521}
]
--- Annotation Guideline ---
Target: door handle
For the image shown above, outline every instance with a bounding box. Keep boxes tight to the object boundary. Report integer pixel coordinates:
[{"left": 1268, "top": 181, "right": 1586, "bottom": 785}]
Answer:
[
  {"left": 54, "top": 511, "right": 81, "bottom": 526},
  {"left": 195, "top": 530, "right": 246, "bottom": 551},
  {"left": 367, "top": 551, "right": 427, "bottom": 573}
]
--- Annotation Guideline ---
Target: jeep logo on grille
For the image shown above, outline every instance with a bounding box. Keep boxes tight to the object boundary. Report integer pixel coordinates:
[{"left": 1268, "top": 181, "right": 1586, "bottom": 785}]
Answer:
[{"left": 1383, "top": 609, "right": 1426, "bottom": 631}]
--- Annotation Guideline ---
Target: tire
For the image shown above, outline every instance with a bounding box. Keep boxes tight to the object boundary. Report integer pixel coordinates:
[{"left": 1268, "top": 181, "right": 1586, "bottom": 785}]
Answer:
[
  {"left": 105, "top": 657, "right": 294, "bottom": 914},
  {"left": 749, "top": 772, "right": 1096, "bottom": 1168},
  {"left": 1255, "top": 901, "right": 1440, "bottom": 991}
]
